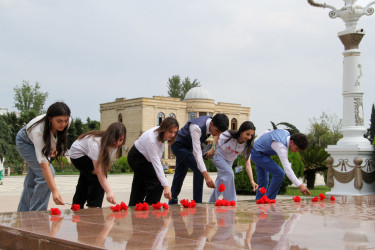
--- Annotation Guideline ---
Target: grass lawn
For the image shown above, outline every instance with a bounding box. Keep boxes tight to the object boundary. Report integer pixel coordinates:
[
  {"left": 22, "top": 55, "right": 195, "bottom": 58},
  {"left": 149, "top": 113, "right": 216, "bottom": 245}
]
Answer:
[{"left": 284, "top": 185, "right": 331, "bottom": 197}]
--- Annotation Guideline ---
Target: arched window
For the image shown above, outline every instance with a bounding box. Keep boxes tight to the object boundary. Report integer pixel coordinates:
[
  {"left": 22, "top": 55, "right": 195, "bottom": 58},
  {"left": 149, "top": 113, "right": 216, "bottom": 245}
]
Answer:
[
  {"left": 231, "top": 118, "right": 237, "bottom": 130},
  {"left": 157, "top": 112, "right": 165, "bottom": 125},
  {"left": 169, "top": 113, "right": 176, "bottom": 118},
  {"left": 118, "top": 113, "right": 123, "bottom": 123},
  {"left": 188, "top": 112, "right": 197, "bottom": 121}
]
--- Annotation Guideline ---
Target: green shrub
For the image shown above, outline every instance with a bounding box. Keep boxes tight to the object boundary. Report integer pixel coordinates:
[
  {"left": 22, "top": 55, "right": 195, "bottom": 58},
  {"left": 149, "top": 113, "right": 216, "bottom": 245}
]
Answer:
[
  {"left": 233, "top": 152, "right": 304, "bottom": 195},
  {"left": 110, "top": 156, "right": 132, "bottom": 174},
  {"left": 52, "top": 158, "right": 78, "bottom": 173},
  {"left": 10, "top": 164, "right": 23, "bottom": 175},
  {"left": 204, "top": 158, "right": 216, "bottom": 172},
  {"left": 233, "top": 157, "right": 257, "bottom": 195}
]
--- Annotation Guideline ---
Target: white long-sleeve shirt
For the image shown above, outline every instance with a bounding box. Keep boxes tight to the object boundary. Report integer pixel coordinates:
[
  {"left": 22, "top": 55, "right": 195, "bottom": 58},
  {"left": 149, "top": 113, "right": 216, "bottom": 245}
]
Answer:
[
  {"left": 254, "top": 131, "right": 301, "bottom": 187},
  {"left": 135, "top": 126, "right": 168, "bottom": 187},
  {"left": 70, "top": 135, "right": 101, "bottom": 160},
  {"left": 216, "top": 131, "right": 246, "bottom": 162},
  {"left": 26, "top": 114, "right": 72, "bottom": 164},
  {"left": 189, "top": 118, "right": 212, "bottom": 173}
]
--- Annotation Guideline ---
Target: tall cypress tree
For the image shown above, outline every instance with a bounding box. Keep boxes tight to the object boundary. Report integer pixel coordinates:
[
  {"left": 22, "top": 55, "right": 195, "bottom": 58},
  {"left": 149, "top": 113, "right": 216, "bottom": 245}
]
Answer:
[{"left": 365, "top": 103, "right": 375, "bottom": 143}]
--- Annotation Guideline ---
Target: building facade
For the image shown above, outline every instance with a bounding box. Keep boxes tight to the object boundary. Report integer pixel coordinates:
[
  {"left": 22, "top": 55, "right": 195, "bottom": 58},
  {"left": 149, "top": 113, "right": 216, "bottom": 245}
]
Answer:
[{"left": 100, "top": 87, "right": 250, "bottom": 167}]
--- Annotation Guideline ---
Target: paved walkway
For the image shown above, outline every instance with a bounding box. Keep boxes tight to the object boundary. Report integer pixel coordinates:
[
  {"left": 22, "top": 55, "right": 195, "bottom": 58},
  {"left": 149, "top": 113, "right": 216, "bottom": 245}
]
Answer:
[
  {"left": 0, "top": 173, "right": 261, "bottom": 212},
  {"left": 1, "top": 195, "right": 374, "bottom": 249}
]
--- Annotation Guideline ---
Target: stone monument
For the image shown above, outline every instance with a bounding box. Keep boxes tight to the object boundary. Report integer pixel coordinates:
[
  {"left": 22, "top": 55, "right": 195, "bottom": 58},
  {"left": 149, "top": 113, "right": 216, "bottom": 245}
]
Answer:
[{"left": 308, "top": 0, "right": 375, "bottom": 195}]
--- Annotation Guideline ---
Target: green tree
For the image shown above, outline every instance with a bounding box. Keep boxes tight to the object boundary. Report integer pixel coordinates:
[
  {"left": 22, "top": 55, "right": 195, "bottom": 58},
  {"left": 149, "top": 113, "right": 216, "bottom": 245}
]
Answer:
[
  {"left": 0, "top": 116, "right": 22, "bottom": 165},
  {"left": 1, "top": 112, "right": 20, "bottom": 142},
  {"left": 67, "top": 117, "right": 101, "bottom": 148},
  {"left": 307, "top": 112, "right": 342, "bottom": 148},
  {"left": 167, "top": 75, "right": 182, "bottom": 98},
  {"left": 365, "top": 103, "right": 375, "bottom": 143},
  {"left": 181, "top": 77, "right": 200, "bottom": 99},
  {"left": 86, "top": 117, "right": 100, "bottom": 131},
  {"left": 13, "top": 81, "right": 48, "bottom": 114},
  {"left": 300, "top": 112, "right": 342, "bottom": 189},
  {"left": 167, "top": 75, "right": 200, "bottom": 99},
  {"left": 300, "top": 147, "right": 330, "bottom": 189}
]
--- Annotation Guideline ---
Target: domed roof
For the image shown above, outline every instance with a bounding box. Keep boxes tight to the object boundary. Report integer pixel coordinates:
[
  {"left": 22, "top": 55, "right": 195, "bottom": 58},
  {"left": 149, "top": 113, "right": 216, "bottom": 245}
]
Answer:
[{"left": 184, "top": 87, "right": 213, "bottom": 100}]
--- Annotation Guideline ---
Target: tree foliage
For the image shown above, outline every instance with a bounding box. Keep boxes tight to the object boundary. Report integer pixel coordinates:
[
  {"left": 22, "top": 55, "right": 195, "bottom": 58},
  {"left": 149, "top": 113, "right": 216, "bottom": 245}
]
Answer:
[
  {"left": 365, "top": 103, "right": 375, "bottom": 143},
  {"left": 300, "top": 147, "right": 330, "bottom": 189},
  {"left": 0, "top": 116, "right": 22, "bottom": 165},
  {"left": 299, "top": 112, "right": 342, "bottom": 189},
  {"left": 167, "top": 75, "right": 200, "bottom": 99},
  {"left": 67, "top": 117, "right": 101, "bottom": 148},
  {"left": 1, "top": 81, "right": 101, "bottom": 171},
  {"left": 306, "top": 112, "right": 342, "bottom": 148},
  {"left": 14, "top": 81, "right": 48, "bottom": 115},
  {"left": 270, "top": 121, "right": 300, "bottom": 135}
]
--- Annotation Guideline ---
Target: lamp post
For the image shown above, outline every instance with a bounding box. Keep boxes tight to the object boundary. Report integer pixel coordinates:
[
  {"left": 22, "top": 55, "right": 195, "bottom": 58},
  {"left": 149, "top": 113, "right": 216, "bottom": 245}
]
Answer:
[{"left": 308, "top": 0, "right": 375, "bottom": 195}]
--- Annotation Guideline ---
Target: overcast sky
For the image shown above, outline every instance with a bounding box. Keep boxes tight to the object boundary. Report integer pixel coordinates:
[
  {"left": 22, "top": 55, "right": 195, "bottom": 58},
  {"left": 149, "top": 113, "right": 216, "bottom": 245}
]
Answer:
[{"left": 1, "top": 0, "right": 374, "bottom": 134}]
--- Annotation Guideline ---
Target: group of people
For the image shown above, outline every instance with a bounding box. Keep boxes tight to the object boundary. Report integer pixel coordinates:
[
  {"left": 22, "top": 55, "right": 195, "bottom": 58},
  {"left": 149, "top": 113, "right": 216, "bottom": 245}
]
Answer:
[{"left": 14, "top": 101, "right": 310, "bottom": 212}]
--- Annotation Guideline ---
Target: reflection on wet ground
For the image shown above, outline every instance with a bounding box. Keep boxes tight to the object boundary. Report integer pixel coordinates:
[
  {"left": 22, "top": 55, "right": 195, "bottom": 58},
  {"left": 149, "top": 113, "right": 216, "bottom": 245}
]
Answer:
[{"left": 1, "top": 196, "right": 375, "bottom": 249}]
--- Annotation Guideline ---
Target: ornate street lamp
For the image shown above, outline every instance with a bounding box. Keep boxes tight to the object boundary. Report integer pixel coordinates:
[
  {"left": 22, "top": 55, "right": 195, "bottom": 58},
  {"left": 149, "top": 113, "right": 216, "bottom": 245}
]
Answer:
[{"left": 308, "top": 0, "right": 375, "bottom": 195}]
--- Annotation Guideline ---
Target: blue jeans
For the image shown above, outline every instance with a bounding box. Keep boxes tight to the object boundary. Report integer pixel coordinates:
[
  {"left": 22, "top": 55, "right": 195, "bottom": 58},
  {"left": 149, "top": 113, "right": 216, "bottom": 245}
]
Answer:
[
  {"left": 251, "top": 149, "right": 285, "bottom": 200},
  {"left": 208, "top": 154, "right": 236, "bottom": 202},
  {"left": 169, "top": 142, "right": 204, "bottom": 204},
  {"left": 16, "top": 127, "right": 55, "bottom": 212}
]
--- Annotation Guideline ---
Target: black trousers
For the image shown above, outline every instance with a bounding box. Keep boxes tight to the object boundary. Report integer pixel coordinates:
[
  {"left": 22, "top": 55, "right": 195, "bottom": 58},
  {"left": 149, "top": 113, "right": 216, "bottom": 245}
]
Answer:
[
  {"left": 71, "top": 156, "right": 105, "bottom": 208},
  {"left": 128, "top": 145, "right": 164, "bottom": 206}
]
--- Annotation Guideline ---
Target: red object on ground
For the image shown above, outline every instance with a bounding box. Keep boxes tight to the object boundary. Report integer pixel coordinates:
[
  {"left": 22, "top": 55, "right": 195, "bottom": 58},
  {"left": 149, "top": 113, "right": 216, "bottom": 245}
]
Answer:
[
  {"left": 110, "top": 204, "right": 121, "bottom": 212},
  {"left": 134, "top": 203, "right": 145, "bottom": 211},
  {"left": 259, "top": 187, "right": 267, "bottom": 194},
  {"left": 111, "top": 202, "right": 128, "bottom": 212},
  {"left": 218, "top": 183, "right": 225, "bottom": 192},
  {"left": 256, "top": 194, "right": 274, "bottom": 204},
  {"left": 120, "top": 202, "right": 128, "bottom": 210},
  {"left": 330, "top": 196, "right": 336, "bottom": 201},
  {"left": 71, "top": 204, "right": 80, "bottom": 211},
  {"left": 293, "top": 196, "right": 301, "bottom": 202},
  {"left": 312, "top": 197, "right": 319, "bottom": 202},
  {"left": 215, "top": 198, "right": 233, "bottom": 206},
  {"left": 152, "top": 202, "right": 162, "bottom": 210},
  {"left": 180, "top": 199, "right": 196, "bottom": 208},
  {"left": 319, "top": 193, "right": 326, "bottom": 200},
  {"left": 142, "top": 202, "right": 149, "bottom": 210},
  {"left": 163, "top": 203, "right": 169, "bottom": 209},
  {"left": 50, "top": 208, "right": 61, "bottom": 215}
]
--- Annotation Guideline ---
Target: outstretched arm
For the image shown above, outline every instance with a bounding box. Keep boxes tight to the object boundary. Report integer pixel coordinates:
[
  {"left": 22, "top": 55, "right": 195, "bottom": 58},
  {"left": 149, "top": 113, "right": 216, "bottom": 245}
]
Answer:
[
  {"left": 40, "top": 162, "right": 64, "bottom": 205},
  {"left": 93, "top": 160, "right": 116, "bottom": 204},
  {"left": 245, "top": 158, "right": 258, "bottom": 191}
]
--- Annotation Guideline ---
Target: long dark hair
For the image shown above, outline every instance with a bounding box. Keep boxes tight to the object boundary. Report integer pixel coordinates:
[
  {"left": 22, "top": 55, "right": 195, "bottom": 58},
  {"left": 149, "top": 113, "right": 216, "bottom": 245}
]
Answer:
[
  {"left": 0, "top": 153, "right": 3, "bottom": 163},
  {"left": 155, "top": 117, "right": 179, "bottom": 143},
  {"left": 27, "top": 102, "right": 71, "bottom": 162},
  {"left": 78, "top": 122, "right": 126, "bottom": 174},
  {"left": 224, "top": 121, "right": 256, "bottom": 160}
]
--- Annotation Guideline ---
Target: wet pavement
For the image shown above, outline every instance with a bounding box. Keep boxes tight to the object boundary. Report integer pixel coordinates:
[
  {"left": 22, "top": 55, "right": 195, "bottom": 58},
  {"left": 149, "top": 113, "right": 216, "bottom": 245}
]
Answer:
[{"left": 0, "top": 195, "right": 374, "bottom": 249}]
